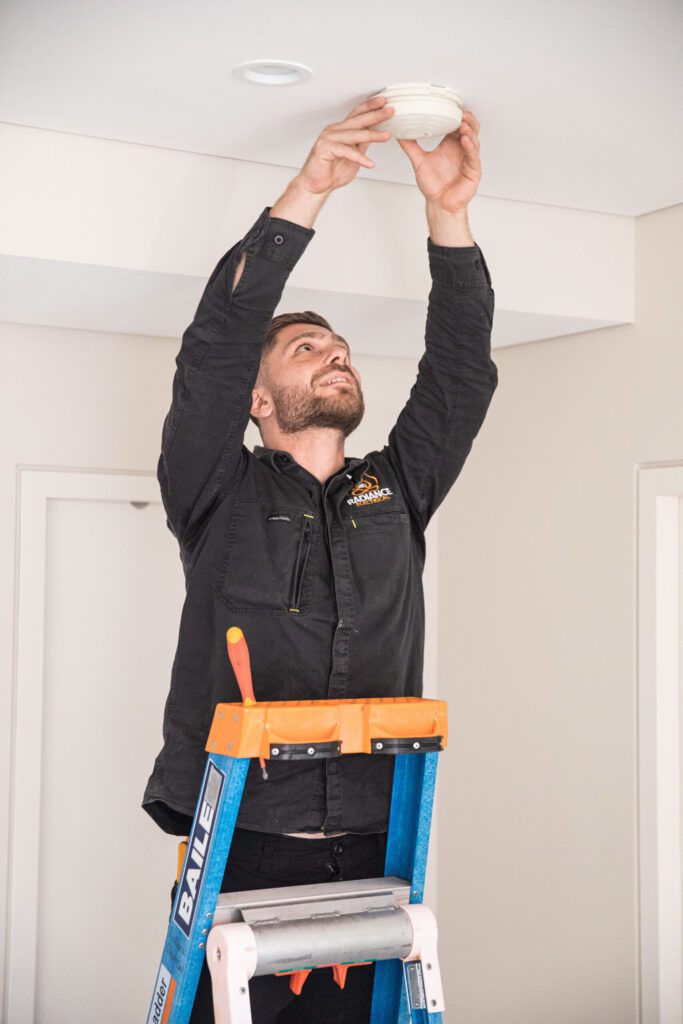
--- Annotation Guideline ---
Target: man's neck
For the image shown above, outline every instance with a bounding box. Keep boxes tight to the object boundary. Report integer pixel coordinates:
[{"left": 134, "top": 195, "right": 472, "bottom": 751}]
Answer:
[{"left": 261, "top": 427, "right": 347, "bottom": 485}]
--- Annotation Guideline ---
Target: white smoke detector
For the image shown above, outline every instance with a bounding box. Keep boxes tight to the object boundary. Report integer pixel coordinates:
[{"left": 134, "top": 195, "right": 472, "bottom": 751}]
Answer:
[{"left": 368, "top": 82, "right": 464, "bottom": 140}]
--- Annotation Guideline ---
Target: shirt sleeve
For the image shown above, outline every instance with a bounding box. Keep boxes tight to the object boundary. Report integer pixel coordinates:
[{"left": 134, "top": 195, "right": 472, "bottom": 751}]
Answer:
[
  {"left": 158, "top": 206, "right": 315, "bottom": 550},
  {"left": 380, "top": 238, "right": 499, "bottom": 532}
]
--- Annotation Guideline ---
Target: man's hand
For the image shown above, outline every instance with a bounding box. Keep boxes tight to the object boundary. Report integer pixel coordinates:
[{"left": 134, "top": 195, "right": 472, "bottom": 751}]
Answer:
[
  {"left": 397, "top": 110, "right": 482, "bottom": 213},
  {"left": 295, "top": 96, "right": 395, "bottom": 196}
]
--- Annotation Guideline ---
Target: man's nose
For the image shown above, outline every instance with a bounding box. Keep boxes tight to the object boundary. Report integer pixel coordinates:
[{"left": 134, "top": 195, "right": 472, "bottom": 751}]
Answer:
[{"left": 328, "top": 346, "right": 349, "bottom": 365}]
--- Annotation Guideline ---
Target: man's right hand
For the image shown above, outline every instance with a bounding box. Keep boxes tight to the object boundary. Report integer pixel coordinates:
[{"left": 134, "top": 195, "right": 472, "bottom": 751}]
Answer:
[{"left": 295, "top": 96, "right": 395, "bottom": 196}]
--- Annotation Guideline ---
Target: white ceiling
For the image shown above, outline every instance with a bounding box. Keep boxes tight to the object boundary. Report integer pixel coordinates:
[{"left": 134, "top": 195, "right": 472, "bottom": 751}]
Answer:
[{"left": 1, "top": 0, "right": 681, "bottom": 218}]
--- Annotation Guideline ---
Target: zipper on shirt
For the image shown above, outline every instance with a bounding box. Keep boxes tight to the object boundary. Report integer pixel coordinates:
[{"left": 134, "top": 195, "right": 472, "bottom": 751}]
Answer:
[
  {"left": 289, "top": 514, "right": 314, "bottom": 613},
  {"left": 323, "top": 474, "right": 349, "bottom": 631}
]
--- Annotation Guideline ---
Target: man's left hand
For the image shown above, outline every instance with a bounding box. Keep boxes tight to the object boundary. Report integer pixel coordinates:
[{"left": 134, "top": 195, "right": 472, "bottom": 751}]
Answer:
[{"left": 397, "top": 110, "right": 482, "bottom": 214}]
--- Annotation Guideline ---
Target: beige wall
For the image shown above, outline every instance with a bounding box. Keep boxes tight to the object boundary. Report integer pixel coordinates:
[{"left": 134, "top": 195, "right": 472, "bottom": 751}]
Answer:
[{"left": 436, "top": 202, "right": 683, "bottom": 1022}]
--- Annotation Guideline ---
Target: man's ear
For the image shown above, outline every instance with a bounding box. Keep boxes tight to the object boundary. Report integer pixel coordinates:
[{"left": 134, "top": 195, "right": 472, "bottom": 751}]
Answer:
[{"left": 250, "top": 385, "right": 272, "bottom": 422}]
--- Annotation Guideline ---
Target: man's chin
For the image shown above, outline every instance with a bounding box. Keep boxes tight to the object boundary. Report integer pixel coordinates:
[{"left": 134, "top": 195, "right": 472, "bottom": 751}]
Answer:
[
  {"left": 306, "top": 396, "right": 364, "bottom": 434},
  {"left": 270, "top": 384, "right": 364, "bottom": 435},
  {"left": 317, "top": 384, "right": 356, "bottom": 398},
  {"left": 317, "top": 397, "right": 362, "bottom": 419}
]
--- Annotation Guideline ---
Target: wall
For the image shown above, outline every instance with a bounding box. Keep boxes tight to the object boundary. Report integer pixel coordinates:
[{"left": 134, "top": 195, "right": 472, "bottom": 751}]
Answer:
[{"left": 436, "top": 203, "right": 683, "bottom": 1022}]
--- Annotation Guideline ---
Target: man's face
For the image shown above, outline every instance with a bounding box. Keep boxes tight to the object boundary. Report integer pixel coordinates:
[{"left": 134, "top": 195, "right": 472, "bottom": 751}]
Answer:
[{"left": 254, "top": 324, "right": 364, "bottom": 437}]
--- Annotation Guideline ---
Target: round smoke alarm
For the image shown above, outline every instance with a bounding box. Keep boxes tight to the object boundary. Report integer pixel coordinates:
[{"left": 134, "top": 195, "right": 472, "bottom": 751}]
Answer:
[{"left": 368, "top": 82, "right": 463, "bottom": 140}]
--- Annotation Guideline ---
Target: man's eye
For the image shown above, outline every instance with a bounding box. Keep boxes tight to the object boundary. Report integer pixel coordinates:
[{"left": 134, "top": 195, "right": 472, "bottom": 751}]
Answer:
[{"left": 296, "top": 343, "right": 312, "bottom": 352}]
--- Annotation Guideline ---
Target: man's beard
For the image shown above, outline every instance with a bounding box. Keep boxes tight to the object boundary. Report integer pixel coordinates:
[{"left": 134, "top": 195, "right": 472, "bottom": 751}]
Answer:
[{"left": 268, "top": 378, "right": 365, "bottom": 437}]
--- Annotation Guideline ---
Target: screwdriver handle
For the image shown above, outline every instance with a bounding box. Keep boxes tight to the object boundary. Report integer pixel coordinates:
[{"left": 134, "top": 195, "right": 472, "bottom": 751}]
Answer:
[
  {"left": 226, "top": 627, "right": 268, "bottom": 778},
  {"left": 226, "top": 627, "right": 256, "bottom": 704}
]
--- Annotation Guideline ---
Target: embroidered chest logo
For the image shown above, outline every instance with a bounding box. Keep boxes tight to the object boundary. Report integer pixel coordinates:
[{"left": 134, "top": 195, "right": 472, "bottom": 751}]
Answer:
[{"left": 346, "top": 473, "right": 394, "bottom": 507}]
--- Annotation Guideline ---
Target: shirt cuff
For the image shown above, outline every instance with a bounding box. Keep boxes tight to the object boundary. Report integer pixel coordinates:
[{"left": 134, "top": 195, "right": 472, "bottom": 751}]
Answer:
[
  {"left": 427, "top": 236, "right": 492, "bottom": 287},
  {"left": 240, "top": 205, "right": 316, "bottom": 270}
]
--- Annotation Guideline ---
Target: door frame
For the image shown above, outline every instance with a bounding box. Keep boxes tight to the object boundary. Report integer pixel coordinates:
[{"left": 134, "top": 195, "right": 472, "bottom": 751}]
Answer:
[
  {"left": 637, "top": 461, "right": 683, "bottom": 1024},
  {"left": 5, "top": 467, "right": 159, "bottom": 1024}
]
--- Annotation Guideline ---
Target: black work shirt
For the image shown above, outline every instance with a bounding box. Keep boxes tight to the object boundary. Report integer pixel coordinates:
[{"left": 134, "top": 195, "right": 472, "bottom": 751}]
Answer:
[{"left": 142, "top": 204, "right": 498, "bottom": 837}]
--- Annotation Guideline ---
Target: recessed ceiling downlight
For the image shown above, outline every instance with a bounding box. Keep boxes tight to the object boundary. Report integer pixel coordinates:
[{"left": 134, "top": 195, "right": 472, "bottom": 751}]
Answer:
[{"left": 232, "top": 60, "right": 313, "bottom": 86}]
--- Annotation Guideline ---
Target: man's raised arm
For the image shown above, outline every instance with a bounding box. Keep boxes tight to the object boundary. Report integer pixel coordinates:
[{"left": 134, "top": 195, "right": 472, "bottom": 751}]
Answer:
[
  {"left": 379, "top": 110, "right": 499, "bottom": 530},
  {"left": 158, "top": 95, "right": 396, "bottom": 550},
  {"left": 158, "top": 186, "right": 319, "bottom": 551}
]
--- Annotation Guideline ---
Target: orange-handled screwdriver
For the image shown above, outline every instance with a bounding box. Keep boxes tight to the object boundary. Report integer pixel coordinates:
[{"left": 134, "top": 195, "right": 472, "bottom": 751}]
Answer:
[
  {"left": 226, "top": 626, "right": 256, "bottom": 702},
  {"left": 226, "top": 627, "right": 268, "bottom": 779}
]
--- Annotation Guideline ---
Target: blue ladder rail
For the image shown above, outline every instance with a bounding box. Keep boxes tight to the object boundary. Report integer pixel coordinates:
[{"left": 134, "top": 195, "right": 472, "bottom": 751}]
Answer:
[{"left": 372, "top": 751, "right": 442, "bottom": 1024}]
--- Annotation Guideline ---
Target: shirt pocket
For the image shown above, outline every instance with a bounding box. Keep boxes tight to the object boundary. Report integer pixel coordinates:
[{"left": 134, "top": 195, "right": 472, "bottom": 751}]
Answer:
[
  {"left": 345, "top": 510, "right": 410, "bottom": 529},
  {"left": 215, "top": 501, "right": 317, "bottom": 615},
  {"left": 343, "top": 510, "right": 412, "bottom": 599}
]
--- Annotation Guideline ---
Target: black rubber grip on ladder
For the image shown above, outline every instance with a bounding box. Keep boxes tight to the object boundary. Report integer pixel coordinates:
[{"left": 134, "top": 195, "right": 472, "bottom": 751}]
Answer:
[
  {"left": 269, "top": 741, "right": 342, "bottom": 760},
  {"left": 370, "top": 736, "right": 444, "bottom": 754}
]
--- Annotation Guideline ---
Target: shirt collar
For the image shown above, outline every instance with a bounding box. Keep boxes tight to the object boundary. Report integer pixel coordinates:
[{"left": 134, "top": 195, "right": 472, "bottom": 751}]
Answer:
[{"left": 253, "top": 444, "right": 368, "bottom": 483}]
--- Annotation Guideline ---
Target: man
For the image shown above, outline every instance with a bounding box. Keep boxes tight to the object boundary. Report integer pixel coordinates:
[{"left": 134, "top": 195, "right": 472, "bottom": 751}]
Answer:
[{"left": 143, "top": 95, "right": 498, "bottom": 1022}]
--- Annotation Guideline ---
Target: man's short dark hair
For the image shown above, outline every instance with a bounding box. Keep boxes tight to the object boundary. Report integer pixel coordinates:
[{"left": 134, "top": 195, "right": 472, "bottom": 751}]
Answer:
[{"left": 248, "top": 310, "right": 333, "bottom": 430}]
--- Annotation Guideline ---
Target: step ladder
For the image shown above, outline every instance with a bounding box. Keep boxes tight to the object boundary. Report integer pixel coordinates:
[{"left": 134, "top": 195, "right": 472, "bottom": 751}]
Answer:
[{"left": 147, "top": 627, "right": 448, "bottom": 1023}]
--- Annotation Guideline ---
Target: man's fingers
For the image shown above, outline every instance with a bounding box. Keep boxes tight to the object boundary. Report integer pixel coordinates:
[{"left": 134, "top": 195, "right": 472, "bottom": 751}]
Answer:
[
  {"left": 460, "top": 135, "right": 482, "bottom": 170},
  {"left": 461, "top": 110, "right": 480, "bottom": 134},
  {"left": 330, "top": 104, "right": 394, "bottom": 134},
  {"left": 460, "top": 129, "right": 480, "bottom": 152},
  {"left": 459, "top": 118, "right": 480, "bottom": 151},
  {"left": 345, "top": 96, "right": 388, "bottom": 120},
  {"left": 325, "top": 128, "right": 392, "bottom": 145},
  {"left": 328, "top": 142, "right": 375, "bottom": 167}
]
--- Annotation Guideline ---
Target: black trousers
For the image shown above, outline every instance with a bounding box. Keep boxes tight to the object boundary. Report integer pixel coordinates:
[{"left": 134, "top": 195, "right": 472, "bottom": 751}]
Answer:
[{"left": 169, "top": 827, "right": 388, "bottom": 1024}]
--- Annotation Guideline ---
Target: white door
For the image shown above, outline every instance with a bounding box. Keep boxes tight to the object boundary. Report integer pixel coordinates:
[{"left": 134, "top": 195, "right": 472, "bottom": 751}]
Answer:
[{"left": 8, "top": 470, "right": 186, "bottom": 1023}]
